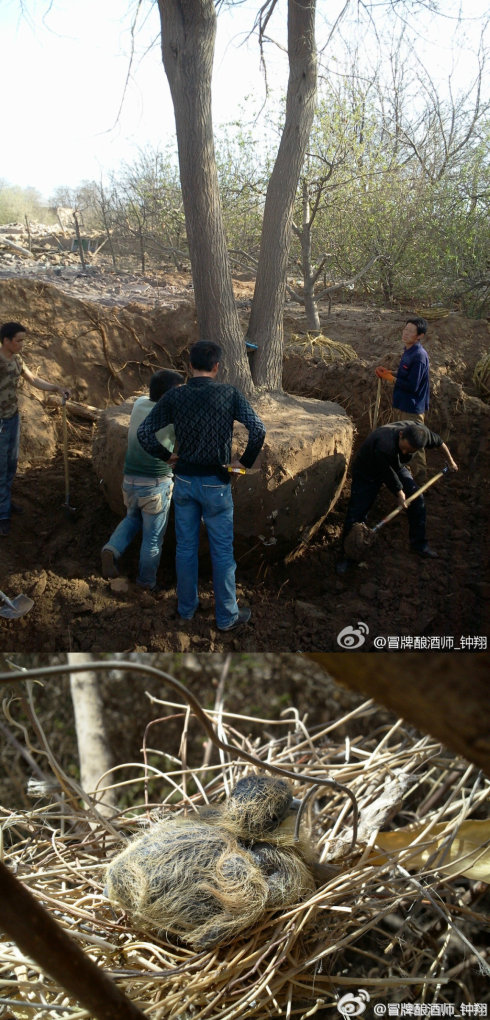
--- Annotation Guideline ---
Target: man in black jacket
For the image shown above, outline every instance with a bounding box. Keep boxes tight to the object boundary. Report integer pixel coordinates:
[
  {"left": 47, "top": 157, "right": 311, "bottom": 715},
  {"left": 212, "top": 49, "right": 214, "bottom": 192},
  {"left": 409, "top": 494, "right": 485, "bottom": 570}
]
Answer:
[
  {"left": 137, "top": 340, "right": 266, "bottom": 630},
  {"left": 337, "top": 421, "right": 458, "bottom": 573}
]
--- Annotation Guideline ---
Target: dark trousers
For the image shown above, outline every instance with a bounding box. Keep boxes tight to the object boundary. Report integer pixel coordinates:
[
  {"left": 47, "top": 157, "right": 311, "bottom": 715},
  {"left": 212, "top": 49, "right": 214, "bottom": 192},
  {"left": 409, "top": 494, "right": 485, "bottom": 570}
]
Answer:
[{"left": 343, "top": 466, "right": 427, "bottom": 551}]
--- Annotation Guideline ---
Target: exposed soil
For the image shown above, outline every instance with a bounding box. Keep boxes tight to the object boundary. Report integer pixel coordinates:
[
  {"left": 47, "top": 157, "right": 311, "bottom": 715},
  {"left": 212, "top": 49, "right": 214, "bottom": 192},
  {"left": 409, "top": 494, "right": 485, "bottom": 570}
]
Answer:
[{"left": 1, "top": 265, "right": 489, "bottom": 652}]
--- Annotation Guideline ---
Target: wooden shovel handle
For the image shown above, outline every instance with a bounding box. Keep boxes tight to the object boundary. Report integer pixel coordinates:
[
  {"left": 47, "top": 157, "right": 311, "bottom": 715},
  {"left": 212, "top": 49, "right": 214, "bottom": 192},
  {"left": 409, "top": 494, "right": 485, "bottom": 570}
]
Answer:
[
  {"left": 62, "top": 399, "right": 70, "bottom": 497},
  {"left": 372, "top": 466, "right": 448, "bottom": 533}
]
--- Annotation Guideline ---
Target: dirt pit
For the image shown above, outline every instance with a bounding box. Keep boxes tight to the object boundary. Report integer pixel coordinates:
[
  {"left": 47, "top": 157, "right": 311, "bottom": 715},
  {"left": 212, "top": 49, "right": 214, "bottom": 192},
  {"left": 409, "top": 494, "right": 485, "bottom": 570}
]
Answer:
[{"left": 1, "top": 268, "right": 489, "bottom": 652}]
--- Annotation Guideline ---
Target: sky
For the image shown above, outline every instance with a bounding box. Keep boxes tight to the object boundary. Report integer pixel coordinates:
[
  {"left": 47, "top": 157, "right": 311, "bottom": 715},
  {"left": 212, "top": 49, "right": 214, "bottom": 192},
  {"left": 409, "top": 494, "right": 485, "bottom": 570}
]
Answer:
[{"left": 1, "top": 0, "right": 488, "bottom": 201}]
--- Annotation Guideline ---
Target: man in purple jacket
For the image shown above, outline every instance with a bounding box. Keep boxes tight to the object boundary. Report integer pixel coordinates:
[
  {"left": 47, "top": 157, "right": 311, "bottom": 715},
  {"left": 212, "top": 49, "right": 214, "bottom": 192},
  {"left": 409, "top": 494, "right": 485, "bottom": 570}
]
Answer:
[{"left": 377, "top": 317, "right": 430, "bottom": 485}]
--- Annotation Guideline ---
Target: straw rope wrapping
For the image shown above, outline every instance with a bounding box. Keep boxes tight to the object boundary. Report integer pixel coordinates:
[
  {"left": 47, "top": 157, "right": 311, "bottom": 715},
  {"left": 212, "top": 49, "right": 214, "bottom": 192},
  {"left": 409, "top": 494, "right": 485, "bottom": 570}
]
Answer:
[
  {"left": 0, "top": 662, "right": 489, "bottom": 1019},
  {"left": 473, "top": 353, "right": 490, "bottom": 400},
  {"left": 285, "top": 333, "right": 358, "bottom": 364}
]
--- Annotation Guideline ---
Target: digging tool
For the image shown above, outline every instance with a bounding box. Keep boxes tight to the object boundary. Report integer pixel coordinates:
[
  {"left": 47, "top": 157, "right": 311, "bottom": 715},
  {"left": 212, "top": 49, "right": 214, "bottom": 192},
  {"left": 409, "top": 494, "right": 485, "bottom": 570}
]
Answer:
[
  {"left": 372, "top": 366, "right": 394, "bottom": 430},
  {"left": 61, "top": 396, "right": 77, "bottom": 515},
  {"left": 344, "top": 466, "right": 450, "bottom": 561},
  {"left": 372, "top": 376, "right": 382, "bottom": 430},
  {"left": 0, "top": 589, "right": 34, "bottom": 619}
]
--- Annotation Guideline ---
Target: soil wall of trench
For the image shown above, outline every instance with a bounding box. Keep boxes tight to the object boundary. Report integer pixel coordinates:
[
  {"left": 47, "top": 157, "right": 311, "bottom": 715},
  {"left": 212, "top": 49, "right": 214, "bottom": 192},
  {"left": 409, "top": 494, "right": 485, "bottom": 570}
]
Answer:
[
  {"left": 1, "top": 278, "right": 356, "bottom": 551},
  {"left": 1, "top": 275, "right": 489, "bottom": 652},
  {"left": 5, "top": 273, "right": 485, "bottom": 558}
]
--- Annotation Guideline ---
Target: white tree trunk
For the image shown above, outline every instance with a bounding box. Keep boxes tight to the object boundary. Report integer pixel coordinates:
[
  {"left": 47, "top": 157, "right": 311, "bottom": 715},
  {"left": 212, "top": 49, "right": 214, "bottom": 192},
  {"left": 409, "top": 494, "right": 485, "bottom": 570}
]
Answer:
[
  {"left": 158, "top": 0, "right": 253, "bottom": 394},
  {"left": 248, "top": 0, "right": 318, "bottom": 389},
  {"left": 68, "top": 653, "right": 117, "bottom": 816}
]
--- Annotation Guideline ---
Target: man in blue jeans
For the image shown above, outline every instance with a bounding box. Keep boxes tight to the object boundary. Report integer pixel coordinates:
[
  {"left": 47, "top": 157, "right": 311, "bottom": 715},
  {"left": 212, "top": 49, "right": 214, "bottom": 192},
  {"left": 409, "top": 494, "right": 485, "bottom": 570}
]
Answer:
[
  {"left": 101, "top": 369, "right": 183, "bottom": 591},
  {"left": 0, "top": 321, "right": 70, "bottom": 537},
  {"left": 137, "top": 340, "right": 266, "bottom": 631}
]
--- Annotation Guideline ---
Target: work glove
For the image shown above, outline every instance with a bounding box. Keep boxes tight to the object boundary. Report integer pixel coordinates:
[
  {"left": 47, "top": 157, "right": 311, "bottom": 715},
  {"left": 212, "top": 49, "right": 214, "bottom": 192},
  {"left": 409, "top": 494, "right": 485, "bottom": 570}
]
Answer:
[{"left": 375, "top": 366, "right": 395, "bottom": 382}]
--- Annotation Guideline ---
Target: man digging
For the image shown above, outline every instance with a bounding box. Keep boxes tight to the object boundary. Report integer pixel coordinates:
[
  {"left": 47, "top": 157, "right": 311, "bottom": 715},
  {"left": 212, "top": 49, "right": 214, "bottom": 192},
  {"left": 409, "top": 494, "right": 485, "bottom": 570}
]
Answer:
[{"left": 336, "top": 421, "right": 458, "bottom": 575}]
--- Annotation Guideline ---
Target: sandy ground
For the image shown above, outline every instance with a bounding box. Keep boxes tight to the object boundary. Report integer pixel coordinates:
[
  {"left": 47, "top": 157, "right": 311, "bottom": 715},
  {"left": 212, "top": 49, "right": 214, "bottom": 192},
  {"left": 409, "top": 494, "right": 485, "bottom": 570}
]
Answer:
[{"left": 1, "top": 265, "right": 488, "bottom": 652}]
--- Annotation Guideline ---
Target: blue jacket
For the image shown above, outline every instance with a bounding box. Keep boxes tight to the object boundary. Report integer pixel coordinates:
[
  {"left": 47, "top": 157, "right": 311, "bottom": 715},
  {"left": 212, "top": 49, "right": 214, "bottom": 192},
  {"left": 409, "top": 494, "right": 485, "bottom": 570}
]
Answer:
[{"left": 392, "top": 342, "right": 430, "bottom": 413}]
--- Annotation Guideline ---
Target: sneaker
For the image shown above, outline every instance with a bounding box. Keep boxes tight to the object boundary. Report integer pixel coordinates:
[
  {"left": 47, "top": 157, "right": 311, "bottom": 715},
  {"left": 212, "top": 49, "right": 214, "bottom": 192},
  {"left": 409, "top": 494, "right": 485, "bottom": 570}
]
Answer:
[
  {"left": 10, "top": 502, "right": 24, "bottom": 515},
  {"left": 411, "top": 545, "right": 438, "bottom": 559},
  {"left": 101, "top": 547, "right": 119, "bottom": 578},
  {"left": 218, "top": 607, "right": 251, "bottom": 631},
  {"left": 0, "top": 519, "right": 10, "bottom": 537}
]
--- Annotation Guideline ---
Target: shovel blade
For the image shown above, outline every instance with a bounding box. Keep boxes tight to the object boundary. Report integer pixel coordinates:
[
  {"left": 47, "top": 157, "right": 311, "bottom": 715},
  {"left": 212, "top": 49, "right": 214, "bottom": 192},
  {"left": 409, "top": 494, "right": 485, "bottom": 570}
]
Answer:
[{"left": 0, "top": 593, "right": 34, "bottom": 619}]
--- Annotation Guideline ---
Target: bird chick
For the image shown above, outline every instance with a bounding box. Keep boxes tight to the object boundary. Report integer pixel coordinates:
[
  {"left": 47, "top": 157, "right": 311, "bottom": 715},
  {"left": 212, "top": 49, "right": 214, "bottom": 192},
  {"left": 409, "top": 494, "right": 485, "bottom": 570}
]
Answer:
[
  {"left": 105, "top": 775, "right": 316, "bottom": 950},
  {"left": 220, "top": 775, "right": 294, "bottom": 840}
]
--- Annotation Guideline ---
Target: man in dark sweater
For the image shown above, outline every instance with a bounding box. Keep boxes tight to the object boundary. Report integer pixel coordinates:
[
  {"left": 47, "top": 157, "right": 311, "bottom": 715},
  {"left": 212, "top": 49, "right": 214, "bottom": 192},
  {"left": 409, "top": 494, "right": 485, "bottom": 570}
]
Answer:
[
  {"left": 337, "top": 421, "right": 458, "bottom": 574},
  {"left": 138, "top": 340, "right": 266, "bottom": 631}
]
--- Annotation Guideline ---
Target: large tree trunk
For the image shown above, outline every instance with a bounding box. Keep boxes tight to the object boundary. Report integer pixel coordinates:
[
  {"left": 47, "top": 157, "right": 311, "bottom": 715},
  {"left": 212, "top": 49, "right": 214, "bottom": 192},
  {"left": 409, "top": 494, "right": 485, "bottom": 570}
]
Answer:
[
  {"left": 68, "top": 653, "right": 117, "bottom": 816},
  {"left": 248, "top": 0, "right": 317, "bottom": 389},
  {"left": 157, "top": 0, "right": 253, "bottom": 394},
  {"left": 306, "top": 653, "right": 490, "bottom": 776}
]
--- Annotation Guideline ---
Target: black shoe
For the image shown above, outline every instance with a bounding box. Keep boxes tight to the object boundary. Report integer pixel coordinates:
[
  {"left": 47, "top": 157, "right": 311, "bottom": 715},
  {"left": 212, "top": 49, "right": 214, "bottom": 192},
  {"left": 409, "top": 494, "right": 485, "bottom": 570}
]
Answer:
[
  {"left": 138, "top": 583, "right": 164, "bottom": 595},
  {"left": 411, "top": 545, "right": 438, "bottom": 559},
  {"left": 0, "top": 519, "right": 10, "bottom": 536},
  {"left": 336, "top": 558, "right": 354, "bottom": 575},
  {"left": 10, "top": 502, "right": 24, "bottom": 515},
  {"left": 218, "top": 607, "right": 251, "bottom": 631},
  {"left": 101, "top": 547, "right": 119, "bottom": 578}
]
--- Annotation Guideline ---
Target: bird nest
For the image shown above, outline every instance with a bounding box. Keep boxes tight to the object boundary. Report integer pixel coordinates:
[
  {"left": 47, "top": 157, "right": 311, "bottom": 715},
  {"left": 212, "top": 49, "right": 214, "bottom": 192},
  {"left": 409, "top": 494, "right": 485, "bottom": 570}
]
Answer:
[
  {"left": 0, "top": 666, "right": 489, "bottom": 1020},
  {"left": 286, "top": 332, "right": 358, "bottom": 363}
]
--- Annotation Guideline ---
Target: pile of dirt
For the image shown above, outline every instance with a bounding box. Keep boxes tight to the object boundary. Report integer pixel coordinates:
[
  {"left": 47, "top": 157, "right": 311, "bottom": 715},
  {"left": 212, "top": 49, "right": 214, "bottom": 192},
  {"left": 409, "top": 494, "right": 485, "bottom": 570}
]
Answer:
[{"left": 1, "top": 269, "right": 488, "bottom": 652}]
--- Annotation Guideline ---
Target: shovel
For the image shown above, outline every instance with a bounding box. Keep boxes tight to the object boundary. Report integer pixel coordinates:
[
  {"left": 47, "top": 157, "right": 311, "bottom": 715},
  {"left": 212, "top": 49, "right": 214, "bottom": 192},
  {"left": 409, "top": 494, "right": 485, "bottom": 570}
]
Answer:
[
  {"left": 372, "top": 376, "right": 382, "bottom": 430},
  {"left": 0, "top": 589, "right": 34, "bottom": 619},
  {"left": 61, "top": 397, "right": 77, "bottom": 515},
  {"left": 344, "top": 466, "right": 450, "bottom": 560}
]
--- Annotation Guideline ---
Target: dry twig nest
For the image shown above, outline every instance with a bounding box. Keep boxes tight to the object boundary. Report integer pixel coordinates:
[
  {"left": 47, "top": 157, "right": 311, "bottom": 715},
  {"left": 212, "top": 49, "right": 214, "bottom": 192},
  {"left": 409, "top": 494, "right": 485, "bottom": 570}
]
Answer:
[{"left": 1, "top": 662, "right": 488, "bottom": 1020}]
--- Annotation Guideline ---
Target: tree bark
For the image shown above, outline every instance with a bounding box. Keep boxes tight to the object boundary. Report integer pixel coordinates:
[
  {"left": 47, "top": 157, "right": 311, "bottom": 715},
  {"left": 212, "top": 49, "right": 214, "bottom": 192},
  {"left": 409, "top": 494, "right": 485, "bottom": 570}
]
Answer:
[
  {"left": 68, "top": 653, "right": 117, "bottom": 815},
  {"left": 248, "top": 0, "right": 317, "bottom": 389},
  {"left": 306, "top": 653, "right": 490, "bottom": 776},
  {"left": 157, "top": 0, "right": 253, "bottom": 394}
]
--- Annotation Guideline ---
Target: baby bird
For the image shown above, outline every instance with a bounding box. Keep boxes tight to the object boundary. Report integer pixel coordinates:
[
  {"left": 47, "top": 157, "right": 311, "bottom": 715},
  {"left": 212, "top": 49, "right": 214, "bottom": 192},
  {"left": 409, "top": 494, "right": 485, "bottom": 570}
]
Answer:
[{"left": 105, "top": 775, "right": 316, "bottom": 950}]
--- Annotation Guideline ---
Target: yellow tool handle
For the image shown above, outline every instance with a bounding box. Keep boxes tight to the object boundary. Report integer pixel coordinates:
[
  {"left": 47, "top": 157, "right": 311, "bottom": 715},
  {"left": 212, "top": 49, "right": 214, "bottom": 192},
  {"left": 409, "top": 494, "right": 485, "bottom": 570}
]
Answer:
[{"left": 373, "top": 467, "right": 448, "bottom": 532}]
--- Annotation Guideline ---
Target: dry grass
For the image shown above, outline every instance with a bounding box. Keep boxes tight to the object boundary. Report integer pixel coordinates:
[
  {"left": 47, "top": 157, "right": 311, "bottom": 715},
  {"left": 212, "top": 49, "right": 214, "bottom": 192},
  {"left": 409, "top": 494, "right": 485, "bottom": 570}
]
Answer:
[
  {"left": 285, "top": 333, "right": 358, "bottom": 364},
  {"left": 473, "top": 353, "right": 490, "bottom": 400},
  {"left": 0, "top": 666, "right": 488, "bottom": 1019}
]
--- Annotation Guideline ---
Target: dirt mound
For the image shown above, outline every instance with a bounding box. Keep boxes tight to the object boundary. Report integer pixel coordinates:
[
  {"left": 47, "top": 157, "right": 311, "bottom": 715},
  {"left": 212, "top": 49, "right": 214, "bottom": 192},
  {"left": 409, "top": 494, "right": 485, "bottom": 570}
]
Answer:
[
  {"left": 1, "top": 272, "right": 488, "bottom": 651},
  {"left": 0, "top": 276, "right": 197, "bottom": 405}
]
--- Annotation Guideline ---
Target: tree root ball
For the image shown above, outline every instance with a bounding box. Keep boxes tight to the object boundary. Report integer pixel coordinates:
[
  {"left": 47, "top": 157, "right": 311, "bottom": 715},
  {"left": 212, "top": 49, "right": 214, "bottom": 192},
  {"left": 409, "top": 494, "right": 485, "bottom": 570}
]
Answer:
[{"left": 105, "top": 777, "right": 316, "bottom": 949}]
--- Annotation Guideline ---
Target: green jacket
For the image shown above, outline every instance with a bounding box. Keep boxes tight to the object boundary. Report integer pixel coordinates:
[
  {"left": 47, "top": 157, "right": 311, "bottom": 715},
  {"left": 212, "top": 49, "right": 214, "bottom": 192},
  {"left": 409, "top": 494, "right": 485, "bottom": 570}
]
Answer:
[{"left": 124, "top": 396, "right": 175, "bottom": 478}]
